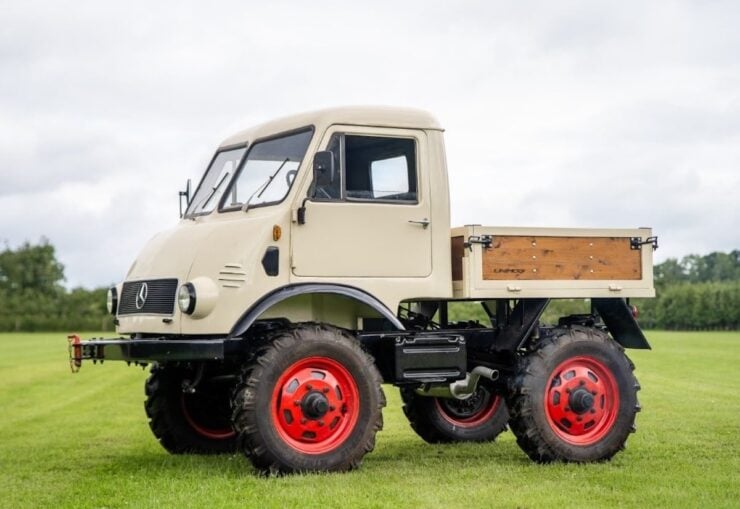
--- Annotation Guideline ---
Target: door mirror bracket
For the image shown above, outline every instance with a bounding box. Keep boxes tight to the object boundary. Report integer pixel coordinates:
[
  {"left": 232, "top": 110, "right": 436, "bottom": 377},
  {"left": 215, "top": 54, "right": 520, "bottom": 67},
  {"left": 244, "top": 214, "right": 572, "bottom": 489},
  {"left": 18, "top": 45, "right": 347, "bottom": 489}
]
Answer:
[
  {"left": 311, "top": 151, "right": 335, "bottom": 196},
  {"left": 298, "top": 151, "right": 336, "bottom": 225}
]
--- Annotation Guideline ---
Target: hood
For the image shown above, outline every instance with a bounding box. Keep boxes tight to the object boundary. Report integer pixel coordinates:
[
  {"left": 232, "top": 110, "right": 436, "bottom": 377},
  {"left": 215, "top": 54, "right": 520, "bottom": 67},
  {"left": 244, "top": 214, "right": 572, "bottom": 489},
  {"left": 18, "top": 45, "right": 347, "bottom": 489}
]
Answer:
[
  {"left": 118, "top": 211, "right": 286, "bottom": 335},
  {"left": 126, "top": 221, "right": 210, "bottom": 282}
]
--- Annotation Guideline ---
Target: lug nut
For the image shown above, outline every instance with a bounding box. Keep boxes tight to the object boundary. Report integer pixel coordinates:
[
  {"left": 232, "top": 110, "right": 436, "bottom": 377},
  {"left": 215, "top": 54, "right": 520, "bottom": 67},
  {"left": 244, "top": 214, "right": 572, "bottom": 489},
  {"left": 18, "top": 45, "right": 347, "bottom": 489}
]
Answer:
[
  {"left": 323, "top": 387, "right": 330, "bottom": 394},
  {"left": 590, "top": 409, "right": 596, "bottom": 414},
  {"left": 577, "top": 416, "right": 583, "bottom": 422},
  {"left": 306, "top": 384, "right": 313, "bottom": 391},
  {"left": 592, "top": 391, "right": 597, "bottom": 396},
  {"left": 300, "top": 418, "right": 307, "bottom": 424},
  {"left": 579, "top": 380, "right": 585, "bottom": 386},
  {"left": 565, "top": 407, "right": 571, "bottom": 412},
  {"left": 329, "top": 405, "right": 336, "bottom": 411},
  {"left": 318, "top": 421, "right": 324, "bottom": 427}
]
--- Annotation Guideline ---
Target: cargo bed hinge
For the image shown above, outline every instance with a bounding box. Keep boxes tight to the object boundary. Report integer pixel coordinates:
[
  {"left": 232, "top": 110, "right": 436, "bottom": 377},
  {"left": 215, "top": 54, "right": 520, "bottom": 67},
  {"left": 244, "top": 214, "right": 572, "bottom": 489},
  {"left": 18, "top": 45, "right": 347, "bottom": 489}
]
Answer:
[
  {"left": 630, "top": 236, "right": 659, "bottom": 250},
  {"left": 464, "top": 235, "right": 493, "bottom": 251}
]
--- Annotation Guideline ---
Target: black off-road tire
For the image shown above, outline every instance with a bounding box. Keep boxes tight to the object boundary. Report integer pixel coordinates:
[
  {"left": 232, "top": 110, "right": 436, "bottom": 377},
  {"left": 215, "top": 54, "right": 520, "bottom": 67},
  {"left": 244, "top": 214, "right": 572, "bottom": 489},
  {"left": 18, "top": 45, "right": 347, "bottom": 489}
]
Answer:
[
  {"left": 145, "top": 363, "right": 237, "bottom": 454},
  {"left": 507, "top": 326, "right": 641, "bottom": 463},
  {"left": 401, "top": 385, "right": 509, "bottom": 443},
  {"left": 231, "top": 324, "right": 385, "bottom": 474}
]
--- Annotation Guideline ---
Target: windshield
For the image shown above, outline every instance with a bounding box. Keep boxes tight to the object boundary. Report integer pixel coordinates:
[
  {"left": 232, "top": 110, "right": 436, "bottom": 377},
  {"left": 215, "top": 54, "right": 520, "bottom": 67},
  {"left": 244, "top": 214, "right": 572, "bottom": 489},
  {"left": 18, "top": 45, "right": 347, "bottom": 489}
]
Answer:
[
  {"left": 186, "top": 147, "right": 246, "bottom": 216},
  {"left": 221, "top": 129, "right": 313, "bottom": 209}
]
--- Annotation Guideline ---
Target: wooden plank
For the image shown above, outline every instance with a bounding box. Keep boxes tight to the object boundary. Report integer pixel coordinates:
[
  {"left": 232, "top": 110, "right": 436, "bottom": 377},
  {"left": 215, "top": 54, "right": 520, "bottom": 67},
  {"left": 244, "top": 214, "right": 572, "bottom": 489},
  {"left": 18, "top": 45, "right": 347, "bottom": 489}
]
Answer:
[
  {"left": 482, "top": 236, "right": 642, "bottom": 281},
  {"left": 451, "top": 236, "right": 464, "bottom": 281}
]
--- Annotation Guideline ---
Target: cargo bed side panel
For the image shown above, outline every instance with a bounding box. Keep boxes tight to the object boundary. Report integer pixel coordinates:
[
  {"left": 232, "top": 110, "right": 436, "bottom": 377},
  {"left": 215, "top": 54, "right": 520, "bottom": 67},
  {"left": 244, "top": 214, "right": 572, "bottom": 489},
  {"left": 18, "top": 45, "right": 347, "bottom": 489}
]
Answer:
[{"left": 452, "top": 226, "right": 655, "bottom": 299}]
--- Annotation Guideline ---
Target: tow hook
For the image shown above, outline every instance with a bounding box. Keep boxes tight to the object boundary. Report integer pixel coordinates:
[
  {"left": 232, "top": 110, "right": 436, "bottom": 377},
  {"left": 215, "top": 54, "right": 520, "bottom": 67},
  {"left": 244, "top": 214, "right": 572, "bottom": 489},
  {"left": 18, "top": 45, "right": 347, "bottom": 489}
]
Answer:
[{"left": 68, "top": 334, "right": 82, "bottom": 373}]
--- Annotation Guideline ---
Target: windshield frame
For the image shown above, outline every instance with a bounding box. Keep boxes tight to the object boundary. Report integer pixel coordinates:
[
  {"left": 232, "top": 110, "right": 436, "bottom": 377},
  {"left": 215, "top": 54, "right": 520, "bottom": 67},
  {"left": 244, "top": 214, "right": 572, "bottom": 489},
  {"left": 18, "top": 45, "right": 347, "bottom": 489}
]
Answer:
[
  {"left": 184, "top": 142, "right": 248, "bottom": 218},
  {"left": 218, "top": 125, "right": 315, "bottom": 213}
]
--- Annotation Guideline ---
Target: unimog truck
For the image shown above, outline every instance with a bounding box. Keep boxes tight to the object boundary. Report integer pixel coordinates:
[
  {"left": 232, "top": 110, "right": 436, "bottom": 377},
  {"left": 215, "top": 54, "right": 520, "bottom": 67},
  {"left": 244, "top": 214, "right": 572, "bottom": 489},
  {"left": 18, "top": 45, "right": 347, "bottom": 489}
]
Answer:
[{"left": 69, "top": 106, "right": 657, "bottom": 474}]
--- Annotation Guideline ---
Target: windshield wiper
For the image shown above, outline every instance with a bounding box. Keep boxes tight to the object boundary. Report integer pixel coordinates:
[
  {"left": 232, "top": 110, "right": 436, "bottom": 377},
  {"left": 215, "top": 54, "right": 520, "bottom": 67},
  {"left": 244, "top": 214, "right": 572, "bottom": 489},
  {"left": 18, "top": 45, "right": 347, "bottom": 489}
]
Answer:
[
  {"left": 242, "top": 158, "right": 290, "bottom": 212},
  {"left": 193, "top": 171, "right": 230, "bottom": 213}
]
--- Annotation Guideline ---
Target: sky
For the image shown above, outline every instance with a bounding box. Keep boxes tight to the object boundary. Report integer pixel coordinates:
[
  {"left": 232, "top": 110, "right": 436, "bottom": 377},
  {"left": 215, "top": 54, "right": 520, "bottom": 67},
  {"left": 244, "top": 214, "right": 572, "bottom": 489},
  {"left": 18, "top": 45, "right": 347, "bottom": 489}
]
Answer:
[{"left": 1, "top": 0, "right": 739, "bottom": 288}]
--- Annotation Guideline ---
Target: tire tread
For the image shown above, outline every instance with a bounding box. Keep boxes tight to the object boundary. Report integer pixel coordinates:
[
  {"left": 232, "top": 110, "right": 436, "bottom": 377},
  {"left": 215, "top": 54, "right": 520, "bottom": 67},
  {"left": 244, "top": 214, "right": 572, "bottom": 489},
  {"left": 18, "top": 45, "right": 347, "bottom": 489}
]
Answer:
[{"left": 507, "top": 326, "right": 641, "bottom": 463}]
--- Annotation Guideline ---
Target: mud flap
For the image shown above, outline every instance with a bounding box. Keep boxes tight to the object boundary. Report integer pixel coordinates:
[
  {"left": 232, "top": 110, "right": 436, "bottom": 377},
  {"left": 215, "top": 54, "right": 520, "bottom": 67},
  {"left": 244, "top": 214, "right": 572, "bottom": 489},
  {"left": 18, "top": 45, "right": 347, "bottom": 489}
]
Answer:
[{"left": 592, "top": 298, "right": 651, "bottom": 349}]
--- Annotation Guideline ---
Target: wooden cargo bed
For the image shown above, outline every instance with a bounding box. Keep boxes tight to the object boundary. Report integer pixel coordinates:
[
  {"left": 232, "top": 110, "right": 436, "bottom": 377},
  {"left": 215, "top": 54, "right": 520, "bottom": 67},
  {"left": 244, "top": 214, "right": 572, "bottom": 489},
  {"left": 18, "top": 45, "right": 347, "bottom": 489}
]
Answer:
[{"left": 451, "top": 226, "right": 656, "bottom": 299}]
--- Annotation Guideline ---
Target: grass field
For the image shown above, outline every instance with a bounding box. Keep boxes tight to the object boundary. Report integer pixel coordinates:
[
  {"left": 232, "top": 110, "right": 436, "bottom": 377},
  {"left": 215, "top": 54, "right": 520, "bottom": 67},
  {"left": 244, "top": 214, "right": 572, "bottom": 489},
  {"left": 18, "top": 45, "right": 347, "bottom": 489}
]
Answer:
[{"left": 0, "top": 331, "right": 738, "bottom": 508}]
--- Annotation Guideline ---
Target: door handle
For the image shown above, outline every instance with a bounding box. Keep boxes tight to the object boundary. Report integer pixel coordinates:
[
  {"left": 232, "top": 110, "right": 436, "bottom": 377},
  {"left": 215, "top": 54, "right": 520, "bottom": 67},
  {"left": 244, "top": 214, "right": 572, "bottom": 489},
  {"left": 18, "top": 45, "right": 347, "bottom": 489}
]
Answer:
[{"left": 408, "top": 218, "right": 430, "bottom": 229}]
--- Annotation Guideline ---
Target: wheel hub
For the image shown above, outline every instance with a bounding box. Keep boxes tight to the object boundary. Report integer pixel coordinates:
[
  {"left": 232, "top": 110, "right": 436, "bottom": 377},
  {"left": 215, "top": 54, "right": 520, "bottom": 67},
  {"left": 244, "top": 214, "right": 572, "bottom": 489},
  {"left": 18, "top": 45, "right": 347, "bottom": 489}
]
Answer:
[
  {"left": 272, "top": 356, "right": 360, "bottom": 454},
  {"left": 436, "top": 386, "right": 503, "bottom": 428},
  {"left": 544, "top": 356, "right": 620, "bottom": 445},
  {"left": 301, "top": 391, "right": 330, "bottom": 419},
  {"left": 568, "top": 388, "right": 595, "bottom": 414},
  {"left": 180, "top": 380, "right": 236, "bottom": 440}
]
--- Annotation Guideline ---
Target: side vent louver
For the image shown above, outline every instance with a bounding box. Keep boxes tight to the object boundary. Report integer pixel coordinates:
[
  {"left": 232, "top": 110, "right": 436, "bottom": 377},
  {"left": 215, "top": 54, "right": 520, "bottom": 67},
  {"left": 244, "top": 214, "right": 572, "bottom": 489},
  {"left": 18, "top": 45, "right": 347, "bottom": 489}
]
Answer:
[{"left": 218, "top": 263, "right": 247, "bottom": 288}]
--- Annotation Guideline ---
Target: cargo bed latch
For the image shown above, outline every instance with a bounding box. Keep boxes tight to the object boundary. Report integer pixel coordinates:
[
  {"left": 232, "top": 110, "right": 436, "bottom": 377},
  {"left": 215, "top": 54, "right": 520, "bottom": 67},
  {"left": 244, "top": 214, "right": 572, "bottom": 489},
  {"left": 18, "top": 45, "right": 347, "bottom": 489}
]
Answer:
[
  {"left": 630, "top": 236, "right": 659, "bottom": 250},
  {"left": 464, "top": 235, "right": 493, "bottom": 251}
]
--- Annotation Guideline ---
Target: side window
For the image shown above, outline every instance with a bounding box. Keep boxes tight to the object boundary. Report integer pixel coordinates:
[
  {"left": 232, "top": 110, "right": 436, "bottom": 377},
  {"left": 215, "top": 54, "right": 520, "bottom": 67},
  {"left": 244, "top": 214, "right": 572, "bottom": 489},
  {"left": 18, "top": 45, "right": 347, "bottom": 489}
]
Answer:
[
  {"left": 345, "top": 135, "right": 417, "bottom": 202},
  {"left": 315, "top": 134, "right": 418, "bottom": 203}
]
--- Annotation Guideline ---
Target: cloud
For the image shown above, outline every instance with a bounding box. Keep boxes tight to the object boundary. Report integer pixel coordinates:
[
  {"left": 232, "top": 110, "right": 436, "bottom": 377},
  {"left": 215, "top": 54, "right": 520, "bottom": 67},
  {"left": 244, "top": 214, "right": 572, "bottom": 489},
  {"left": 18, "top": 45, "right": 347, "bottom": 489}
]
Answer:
[{"left": 1, "top": 0, "right": 738, "bottom": 287}]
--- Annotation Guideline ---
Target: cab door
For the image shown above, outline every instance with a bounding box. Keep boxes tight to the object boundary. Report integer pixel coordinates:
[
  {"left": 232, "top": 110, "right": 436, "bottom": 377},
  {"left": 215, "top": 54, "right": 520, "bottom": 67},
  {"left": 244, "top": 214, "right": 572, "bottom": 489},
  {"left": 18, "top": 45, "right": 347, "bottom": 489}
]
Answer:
[{"left": 290, "top": 126, "right": 432, "bottom": 278}]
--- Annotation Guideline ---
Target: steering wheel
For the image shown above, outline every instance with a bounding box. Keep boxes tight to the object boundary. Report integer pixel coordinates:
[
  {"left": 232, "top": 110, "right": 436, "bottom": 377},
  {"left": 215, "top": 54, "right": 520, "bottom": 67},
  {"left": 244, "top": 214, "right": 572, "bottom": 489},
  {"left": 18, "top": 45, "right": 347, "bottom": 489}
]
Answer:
[{"left": 285, "top": 169, "right": 298, "bottom": 187}]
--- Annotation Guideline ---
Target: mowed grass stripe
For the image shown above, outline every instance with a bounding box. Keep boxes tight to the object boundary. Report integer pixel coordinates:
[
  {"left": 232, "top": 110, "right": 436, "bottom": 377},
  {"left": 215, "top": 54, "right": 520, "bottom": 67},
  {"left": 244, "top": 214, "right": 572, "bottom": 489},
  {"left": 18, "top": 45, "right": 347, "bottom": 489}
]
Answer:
[{"left": 0, "top": 331, "right": 738, "bottom": 508}]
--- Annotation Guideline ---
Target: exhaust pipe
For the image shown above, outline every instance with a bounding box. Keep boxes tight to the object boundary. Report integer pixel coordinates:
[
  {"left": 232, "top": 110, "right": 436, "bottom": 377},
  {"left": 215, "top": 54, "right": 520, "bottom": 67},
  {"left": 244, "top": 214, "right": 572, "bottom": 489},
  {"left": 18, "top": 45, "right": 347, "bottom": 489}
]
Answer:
[{"left": 416, "top": 366, "right": 499, "bottom": 400}]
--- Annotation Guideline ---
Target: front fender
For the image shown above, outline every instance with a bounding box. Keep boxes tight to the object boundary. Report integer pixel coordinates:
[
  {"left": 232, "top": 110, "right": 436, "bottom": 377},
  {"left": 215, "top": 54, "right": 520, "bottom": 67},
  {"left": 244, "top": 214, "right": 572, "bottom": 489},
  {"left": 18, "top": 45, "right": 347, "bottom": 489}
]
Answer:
[{"left": 228, "top": 283, "right": 405, "bottom": 338}]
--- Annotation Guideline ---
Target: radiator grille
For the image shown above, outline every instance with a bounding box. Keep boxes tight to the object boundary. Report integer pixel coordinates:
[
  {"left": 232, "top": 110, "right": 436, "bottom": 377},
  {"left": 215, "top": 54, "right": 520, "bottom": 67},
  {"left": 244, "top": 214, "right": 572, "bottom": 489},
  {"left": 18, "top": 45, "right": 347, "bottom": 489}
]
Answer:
[{"left": 118, "top": 278, "right": 178, "bottom": 316}]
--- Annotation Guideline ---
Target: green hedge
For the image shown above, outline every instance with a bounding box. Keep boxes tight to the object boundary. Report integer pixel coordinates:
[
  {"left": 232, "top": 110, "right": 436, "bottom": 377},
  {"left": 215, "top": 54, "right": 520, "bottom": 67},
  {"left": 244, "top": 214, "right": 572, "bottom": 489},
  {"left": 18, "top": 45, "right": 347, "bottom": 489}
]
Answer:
[
  {"left": 1, "top": 241, "right": 738, "bottom": 332},
  {"left": 634, "top": 281, "right": 740, "bottom": 330},
  {"left": 443, "top": 283, "right": 739, "bottom": 331},
  {"left": 0, "top": 287, "right": 114, "bottom": 333}
]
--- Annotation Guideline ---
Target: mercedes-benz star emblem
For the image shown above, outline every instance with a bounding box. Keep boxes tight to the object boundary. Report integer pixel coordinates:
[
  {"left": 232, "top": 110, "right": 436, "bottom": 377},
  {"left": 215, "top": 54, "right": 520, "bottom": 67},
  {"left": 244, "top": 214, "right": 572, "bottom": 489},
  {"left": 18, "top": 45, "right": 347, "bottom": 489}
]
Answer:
[{"left": 135, "top": 282, "right": 148, "bottom": 310}]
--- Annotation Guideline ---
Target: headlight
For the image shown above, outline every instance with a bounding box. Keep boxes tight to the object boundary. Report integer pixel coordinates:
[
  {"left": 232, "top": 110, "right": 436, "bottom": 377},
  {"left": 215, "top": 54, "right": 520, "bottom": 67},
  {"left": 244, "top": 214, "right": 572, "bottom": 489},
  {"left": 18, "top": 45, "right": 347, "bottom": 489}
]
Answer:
[
  {"left": 178, "top": 283, "right": 196, "bottom": 314},
  {"left": 106, "top": 287, "right": 118, "bottom": 315}
]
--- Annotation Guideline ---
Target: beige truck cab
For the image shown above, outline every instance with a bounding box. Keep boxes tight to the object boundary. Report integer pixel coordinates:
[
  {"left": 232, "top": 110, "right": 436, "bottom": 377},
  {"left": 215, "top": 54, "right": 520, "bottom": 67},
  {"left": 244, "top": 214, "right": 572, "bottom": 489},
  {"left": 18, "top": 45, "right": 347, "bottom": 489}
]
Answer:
[{"left": 71, "top": 106, "right": 656, "bottom": 474}]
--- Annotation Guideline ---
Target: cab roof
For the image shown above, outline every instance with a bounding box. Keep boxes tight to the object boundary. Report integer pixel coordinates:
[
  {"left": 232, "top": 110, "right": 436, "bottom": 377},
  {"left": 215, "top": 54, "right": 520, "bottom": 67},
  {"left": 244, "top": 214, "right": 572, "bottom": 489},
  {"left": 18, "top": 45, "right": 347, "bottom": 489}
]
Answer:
[{"left": 219, "top": 106, "right": 443, "bottom": 148}]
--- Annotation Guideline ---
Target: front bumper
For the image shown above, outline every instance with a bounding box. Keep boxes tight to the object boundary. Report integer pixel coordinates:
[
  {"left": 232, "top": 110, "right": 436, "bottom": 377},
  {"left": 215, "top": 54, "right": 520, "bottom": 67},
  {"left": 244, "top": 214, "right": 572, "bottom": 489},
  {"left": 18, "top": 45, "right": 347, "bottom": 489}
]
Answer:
[{"left": 67, "top": 334, "right": 246, "bottom": 371}]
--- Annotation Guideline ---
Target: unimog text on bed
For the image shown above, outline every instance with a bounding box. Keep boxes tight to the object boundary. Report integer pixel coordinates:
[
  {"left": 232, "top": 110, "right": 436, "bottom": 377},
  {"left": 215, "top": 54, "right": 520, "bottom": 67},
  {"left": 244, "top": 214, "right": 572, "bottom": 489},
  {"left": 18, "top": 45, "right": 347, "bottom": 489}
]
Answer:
[{"left": 68, "top": 107, "right": 657, "bottom": 474}]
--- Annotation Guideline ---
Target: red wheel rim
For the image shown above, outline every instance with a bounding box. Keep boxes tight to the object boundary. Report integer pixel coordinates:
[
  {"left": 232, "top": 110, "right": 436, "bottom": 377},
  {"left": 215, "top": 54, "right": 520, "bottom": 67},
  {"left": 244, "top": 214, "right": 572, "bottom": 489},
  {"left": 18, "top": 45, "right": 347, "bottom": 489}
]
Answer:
[
  {"left": 181, "top": 393, "right": 236, "bottom": 440},
  {"left": 544, "top": 356, "right": 619, "bottom": 445},
  {"left": 271, "top": 356, "right": 360, "bottom": 455},
  {"left": 435, "top": 387, "right": 502, "bottom": 428}
]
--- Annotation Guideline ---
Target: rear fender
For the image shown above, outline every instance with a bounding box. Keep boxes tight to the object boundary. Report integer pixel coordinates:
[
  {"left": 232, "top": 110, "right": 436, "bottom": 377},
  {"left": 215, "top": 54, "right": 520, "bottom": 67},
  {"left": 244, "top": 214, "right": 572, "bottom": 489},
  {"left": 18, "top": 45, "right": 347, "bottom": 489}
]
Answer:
[{"left": 592, "top": 298, "right": 651, "bottom": 349}]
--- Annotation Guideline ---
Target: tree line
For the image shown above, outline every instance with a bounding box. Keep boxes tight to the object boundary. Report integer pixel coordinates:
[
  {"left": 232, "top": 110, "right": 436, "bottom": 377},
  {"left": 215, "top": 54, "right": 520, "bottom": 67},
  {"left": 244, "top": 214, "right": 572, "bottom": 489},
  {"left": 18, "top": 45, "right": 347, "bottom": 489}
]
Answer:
[
  {"left": 633, "top": 250, "right": 739, "bottom": 330},
  {"left": 532, "top": 281, "right": 739, "bottom": 331},
  {"left": 430, "top": 251, "right": 738, "bottom": 331},
  {"left": 0, "top": 241, "right": 737, "bottom": 332},
  {"left": 0, "top": 241, "right": 113, "bottom": 332}
]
